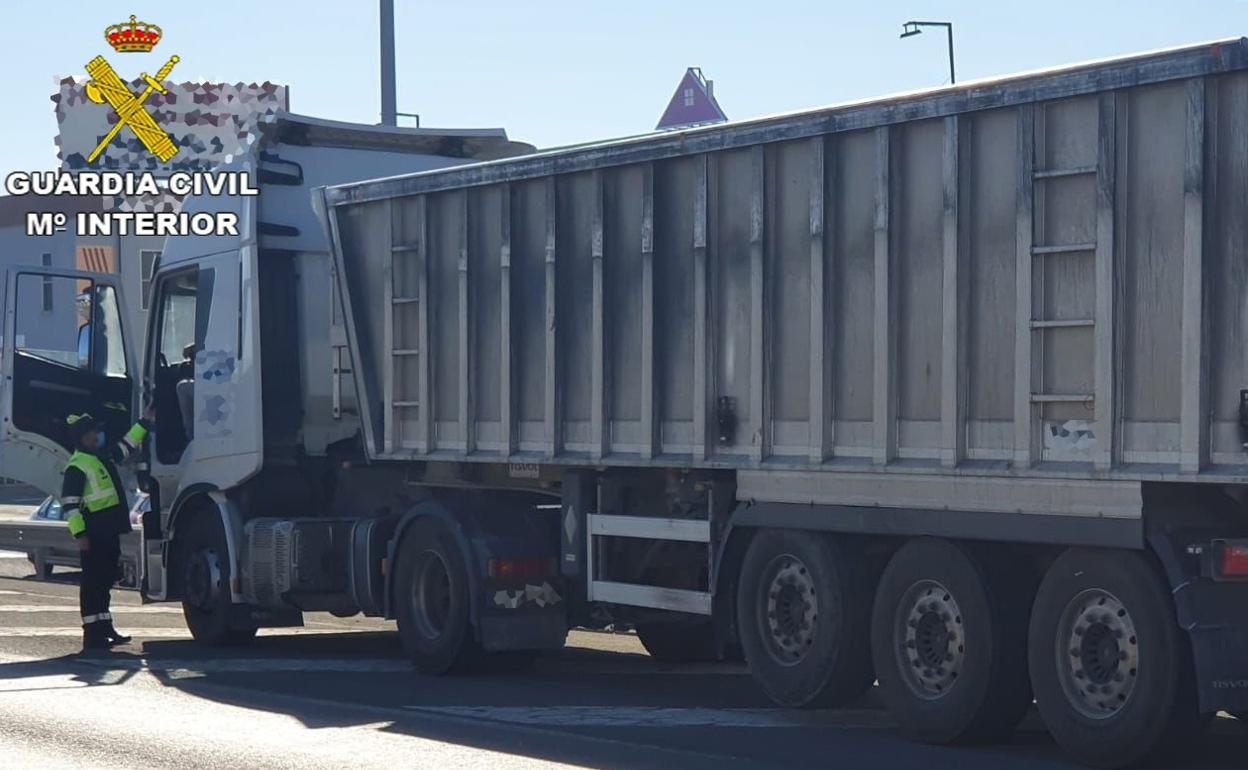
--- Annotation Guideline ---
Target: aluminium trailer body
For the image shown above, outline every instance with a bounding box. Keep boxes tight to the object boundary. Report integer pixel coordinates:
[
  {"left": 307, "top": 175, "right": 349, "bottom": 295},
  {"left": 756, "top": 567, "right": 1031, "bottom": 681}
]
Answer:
[{"left": 319, "top": 40, "right": 1248, "bottom": 766}]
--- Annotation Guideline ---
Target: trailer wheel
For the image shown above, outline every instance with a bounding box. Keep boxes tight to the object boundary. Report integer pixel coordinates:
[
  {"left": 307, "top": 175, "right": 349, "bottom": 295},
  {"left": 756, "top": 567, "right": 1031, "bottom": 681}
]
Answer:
[
  {"left": 1029, "top": 548, "right": 1198, "bottom": 768},
  {"left": 636, "top": 620, "right": 716, "bottom": 663},
  {"left": 737, "top": 529, "right": 874, "bottom": 708},
  {"left": 180, "top": 512, "right": 257, "bottom": 646},
  {"left": 395, "top": 518, "right": 481, "bottom": 674},
  {"left": 871, "top": 538, "right": 1031, "bottom": 744}
]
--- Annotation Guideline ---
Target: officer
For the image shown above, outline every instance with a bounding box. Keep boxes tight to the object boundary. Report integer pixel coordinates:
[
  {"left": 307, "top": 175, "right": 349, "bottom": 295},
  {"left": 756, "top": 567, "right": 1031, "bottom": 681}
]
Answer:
[{"left": 61, "top": 407, "right": 154, "bottom": 651}]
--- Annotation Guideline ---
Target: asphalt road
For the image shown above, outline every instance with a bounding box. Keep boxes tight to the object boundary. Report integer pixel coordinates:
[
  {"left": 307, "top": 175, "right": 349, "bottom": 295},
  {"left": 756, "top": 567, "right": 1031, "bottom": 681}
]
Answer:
[{"left": 1, "top": 528, "right": 1245, "bottom": 768}]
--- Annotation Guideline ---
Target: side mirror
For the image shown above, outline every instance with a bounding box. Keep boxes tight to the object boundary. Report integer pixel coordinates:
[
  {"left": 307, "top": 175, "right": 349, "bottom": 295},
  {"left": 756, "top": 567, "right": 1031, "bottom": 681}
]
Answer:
[{"left": 77, "top": 322, "right": 91, "bottom": 368}]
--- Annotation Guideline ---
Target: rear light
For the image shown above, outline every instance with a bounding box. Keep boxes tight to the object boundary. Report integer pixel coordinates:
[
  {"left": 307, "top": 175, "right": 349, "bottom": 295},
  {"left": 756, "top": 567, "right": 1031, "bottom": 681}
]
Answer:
[
  {"left": 487, "top": 557, "right": 557, "bottom": 580},
  {"left": 1217, "top": 541, "right": 1248, "bottom": 578}
]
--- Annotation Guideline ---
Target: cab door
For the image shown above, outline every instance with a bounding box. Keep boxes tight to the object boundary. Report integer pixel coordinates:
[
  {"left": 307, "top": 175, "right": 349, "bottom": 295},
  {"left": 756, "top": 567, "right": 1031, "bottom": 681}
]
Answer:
[{"left": 0, "top": 266, "right": 134, "bottom": 497}]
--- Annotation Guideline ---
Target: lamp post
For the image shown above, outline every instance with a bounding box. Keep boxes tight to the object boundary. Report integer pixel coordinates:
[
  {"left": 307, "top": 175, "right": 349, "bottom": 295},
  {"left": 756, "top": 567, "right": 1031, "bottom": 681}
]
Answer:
[
  {"left": 380, "top": 0, "right": 397, "bottom": 126},
  {"left": 900, "top": 20, "right": 956, "bottom": 85}
]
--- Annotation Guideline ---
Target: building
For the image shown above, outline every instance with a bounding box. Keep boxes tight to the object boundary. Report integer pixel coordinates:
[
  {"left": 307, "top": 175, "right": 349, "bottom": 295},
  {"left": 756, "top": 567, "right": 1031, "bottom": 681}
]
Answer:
[
  {"left": 0, "top": 194, "right": 105, "bottom": 355},
  {"left": 656, "top": 67, "right": 728, "bottom": 131}
]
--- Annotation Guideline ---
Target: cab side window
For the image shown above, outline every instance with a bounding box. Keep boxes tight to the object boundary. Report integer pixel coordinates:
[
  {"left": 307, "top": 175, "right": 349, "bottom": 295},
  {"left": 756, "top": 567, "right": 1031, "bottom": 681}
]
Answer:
[
  {"left": 150, "top": 268, "right": 214, "bottom": 464},
  {"left": 12, "top": 274, "right": 130, "bottom": 449}
]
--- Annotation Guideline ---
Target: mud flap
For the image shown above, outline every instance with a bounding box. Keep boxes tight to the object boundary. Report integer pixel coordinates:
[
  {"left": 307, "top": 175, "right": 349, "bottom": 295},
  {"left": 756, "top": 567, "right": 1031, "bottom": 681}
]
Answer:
[
  {"left": 1174, "top": 580, "right": 1248, "bottom": 712},
  {"left": 478, "top": 577, "right": 568, "bottom": 652}
]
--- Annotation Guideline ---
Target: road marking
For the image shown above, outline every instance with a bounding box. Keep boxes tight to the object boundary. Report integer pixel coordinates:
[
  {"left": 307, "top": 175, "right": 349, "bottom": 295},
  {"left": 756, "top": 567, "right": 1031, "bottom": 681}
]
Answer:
[
  {"left": 0, "top": 604, "right": 185, "bottom": 614},
  {"left": 0, "top": 550, "right": 30, "bottom": 559},
  {"left": 70, "top": 656, "right": 414, "bottom": 674},
  {"left": 0, "top": 589, "right": 22, "bottom": 595},
  {"left": 403, "top": 705, "right": 893, "bottom": 729},
  {"left": 0, "top": 626, "right": 382, "bottom": 638}
]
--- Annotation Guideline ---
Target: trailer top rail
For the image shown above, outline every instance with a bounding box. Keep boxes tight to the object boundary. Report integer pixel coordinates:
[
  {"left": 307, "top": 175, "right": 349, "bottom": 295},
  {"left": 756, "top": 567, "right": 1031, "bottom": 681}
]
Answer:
[{"left": 323, "top": 38, "right": 1248, "bottom": 206}]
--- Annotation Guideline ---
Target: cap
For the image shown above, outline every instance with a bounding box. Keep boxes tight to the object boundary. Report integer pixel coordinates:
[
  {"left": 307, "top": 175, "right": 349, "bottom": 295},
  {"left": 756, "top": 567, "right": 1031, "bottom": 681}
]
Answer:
[{"left": 66, "top": 413, "right": 100, "bottom": 444}]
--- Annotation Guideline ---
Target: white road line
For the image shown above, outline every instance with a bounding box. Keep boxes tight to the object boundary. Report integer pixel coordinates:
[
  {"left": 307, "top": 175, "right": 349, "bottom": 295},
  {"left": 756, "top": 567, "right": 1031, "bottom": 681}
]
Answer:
[
  {"left": 73, "top": 656, "right": 414, "bottom": 674},
  {"left": 0, "top": 604, "right": 184, "bottom": 614},
  {"left": 403, "top": 705, "right": 893, "bottom": 729},
  {"left": 0, "top": 626, "right": 381, "bottom": 638},
  {"left": 0, "top": 550, "right": 30, "bottom": 559}
]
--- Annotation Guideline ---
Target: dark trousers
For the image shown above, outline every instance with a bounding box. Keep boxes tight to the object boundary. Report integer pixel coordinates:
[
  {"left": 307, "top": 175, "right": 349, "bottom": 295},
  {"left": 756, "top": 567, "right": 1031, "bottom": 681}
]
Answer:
[{"left": 80, "top": 534, "right": 121, "bottom": 625}]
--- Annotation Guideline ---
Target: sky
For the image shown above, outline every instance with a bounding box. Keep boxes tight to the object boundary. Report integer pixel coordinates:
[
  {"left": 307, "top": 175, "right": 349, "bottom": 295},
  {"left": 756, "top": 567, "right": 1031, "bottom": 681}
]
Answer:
[{"left": 1, "top": 1, "right": 1245, "bottom": 179}]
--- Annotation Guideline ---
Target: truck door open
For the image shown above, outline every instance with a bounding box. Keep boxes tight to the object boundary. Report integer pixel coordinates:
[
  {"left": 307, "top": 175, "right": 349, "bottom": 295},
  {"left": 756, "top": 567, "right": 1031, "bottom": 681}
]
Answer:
[{"left": 0, "top": 266, "right": 133, "bottom": 497}]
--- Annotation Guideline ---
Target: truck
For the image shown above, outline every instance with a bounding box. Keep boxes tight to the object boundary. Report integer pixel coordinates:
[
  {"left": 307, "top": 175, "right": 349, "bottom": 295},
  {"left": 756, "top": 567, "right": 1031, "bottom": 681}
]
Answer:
[{"left": 3, "top": 42, "right": 1248, "bottom": 768}]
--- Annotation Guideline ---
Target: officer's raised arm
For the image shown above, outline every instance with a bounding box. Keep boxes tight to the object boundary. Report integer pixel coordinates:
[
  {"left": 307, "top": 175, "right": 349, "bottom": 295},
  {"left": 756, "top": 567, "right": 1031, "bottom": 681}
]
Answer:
[{"left": 106, "top": 404, "right": 156, "bottom": 466}]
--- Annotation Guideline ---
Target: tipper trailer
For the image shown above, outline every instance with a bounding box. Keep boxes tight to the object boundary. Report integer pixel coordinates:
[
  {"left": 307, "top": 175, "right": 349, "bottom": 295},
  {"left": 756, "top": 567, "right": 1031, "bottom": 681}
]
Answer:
[{"left": 3, "top": 43, "right": 1248, "bottom": 768}]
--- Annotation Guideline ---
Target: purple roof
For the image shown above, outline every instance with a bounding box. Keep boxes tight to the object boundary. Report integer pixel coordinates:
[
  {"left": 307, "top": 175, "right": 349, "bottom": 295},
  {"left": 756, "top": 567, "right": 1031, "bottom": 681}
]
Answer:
[{"left": 656, "top": 68, "right": 727, "bottom": 131}]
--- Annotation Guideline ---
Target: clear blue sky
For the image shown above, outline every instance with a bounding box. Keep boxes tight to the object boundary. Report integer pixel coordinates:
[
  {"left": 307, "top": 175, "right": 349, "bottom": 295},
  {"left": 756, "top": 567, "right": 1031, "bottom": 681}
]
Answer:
[{"left": 2, "top": 1, "right": 1244, "bottom": 178}]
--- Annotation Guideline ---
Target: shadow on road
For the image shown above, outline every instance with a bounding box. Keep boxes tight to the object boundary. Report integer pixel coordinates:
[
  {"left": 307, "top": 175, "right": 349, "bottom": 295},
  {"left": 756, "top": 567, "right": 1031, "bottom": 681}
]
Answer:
[
  {"left": 2, "top": 634, "right": 1246, "bottom": 770},
  {"left": 0, "top": 653, "right": 143, "bottom": 692}
]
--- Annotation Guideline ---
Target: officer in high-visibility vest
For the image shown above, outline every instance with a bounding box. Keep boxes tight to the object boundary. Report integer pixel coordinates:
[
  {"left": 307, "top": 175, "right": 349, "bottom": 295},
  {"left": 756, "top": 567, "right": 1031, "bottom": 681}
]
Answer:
[{"left": 61, "top": 408, "right": 154, "bottom": 651}]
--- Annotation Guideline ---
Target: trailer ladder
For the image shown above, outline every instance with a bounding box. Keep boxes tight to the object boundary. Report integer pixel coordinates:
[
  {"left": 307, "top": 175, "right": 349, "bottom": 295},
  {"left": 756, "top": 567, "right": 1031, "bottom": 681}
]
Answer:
[{"left": 1016, "top": 95, "right": 1116, "bottom": 469}]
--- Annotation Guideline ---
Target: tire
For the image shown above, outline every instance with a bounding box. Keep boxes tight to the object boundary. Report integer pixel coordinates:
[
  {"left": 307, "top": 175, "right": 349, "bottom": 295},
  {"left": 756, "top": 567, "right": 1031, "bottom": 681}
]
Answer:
[
  {"left": 394, "top": 518, "right": 481, "bottom": 674},
  {"left": 871, "top": 538, "right": 1032, "bottom": 744},
  {"left": 636, "top": 620, "right": 716, "bottom": 663},
  {"left": 179, "top": 512, "right": 258, "bottom": 646},
  {"left": 736, "top": 529, "right": 874, "bottom": 708},
  {"left": 1028, "top": 548, "right": 1198, "bottom": 768}
]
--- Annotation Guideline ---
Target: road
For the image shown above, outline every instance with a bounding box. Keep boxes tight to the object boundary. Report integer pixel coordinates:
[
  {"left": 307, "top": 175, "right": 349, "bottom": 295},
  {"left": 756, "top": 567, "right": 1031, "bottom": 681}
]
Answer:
[{"left": 0, "top": 521, "right": 1245, "bottom": 768}]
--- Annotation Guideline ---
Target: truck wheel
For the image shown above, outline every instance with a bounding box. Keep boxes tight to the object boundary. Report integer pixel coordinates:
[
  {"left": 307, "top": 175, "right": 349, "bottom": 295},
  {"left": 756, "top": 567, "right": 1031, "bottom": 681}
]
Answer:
[
  {"left": 395, "top": 518, "right": 481, "bottom": 674},
  {"left": 736, "top": 529, "right": 874, "bottom": 707},
  {"left": 871, "top": 538, "right": 1032, "bottom": 744},
  {"left": 180, "top": 512, "right": 257, "bottom": 646},
  {"left": 636, "top": 620, "right": 716, "bottom": 663},
  {"left": 1028, "top": 548, "right": 1197, "bottom": 768}
]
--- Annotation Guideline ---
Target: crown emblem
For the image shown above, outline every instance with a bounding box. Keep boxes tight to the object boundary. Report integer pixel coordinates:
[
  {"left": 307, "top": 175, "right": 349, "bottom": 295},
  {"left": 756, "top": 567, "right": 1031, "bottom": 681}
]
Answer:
[{"left": 105, "top": 15, "right": 162, "bottom": 53}]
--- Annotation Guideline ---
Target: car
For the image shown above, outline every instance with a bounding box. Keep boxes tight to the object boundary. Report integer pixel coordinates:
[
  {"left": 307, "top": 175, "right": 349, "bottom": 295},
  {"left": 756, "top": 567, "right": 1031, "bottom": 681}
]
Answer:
[{"left": 24, "top": 495, "right": 142, "bottom": 587}]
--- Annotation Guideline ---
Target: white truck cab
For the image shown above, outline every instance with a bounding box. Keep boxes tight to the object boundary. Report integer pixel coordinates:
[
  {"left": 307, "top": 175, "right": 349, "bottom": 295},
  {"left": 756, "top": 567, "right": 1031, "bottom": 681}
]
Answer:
[{"left": 1, "top": 113, "right": 533, "bottom": 624}]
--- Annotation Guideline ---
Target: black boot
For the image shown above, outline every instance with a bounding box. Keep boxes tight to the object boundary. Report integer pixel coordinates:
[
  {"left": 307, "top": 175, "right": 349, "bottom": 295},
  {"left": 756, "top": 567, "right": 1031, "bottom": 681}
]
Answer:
[
  {"left": 80, "top": 623, "right": 110, "bottom": 652},
  {"left": 103, "top": 622, "right": 131, "bottom": 646}
]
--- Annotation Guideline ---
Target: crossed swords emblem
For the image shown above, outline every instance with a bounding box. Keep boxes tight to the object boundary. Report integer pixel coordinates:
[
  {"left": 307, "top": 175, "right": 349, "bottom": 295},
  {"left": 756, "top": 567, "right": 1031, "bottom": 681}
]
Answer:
[{"left": 84, "top": 54, "right": 180, "bottom": 164}]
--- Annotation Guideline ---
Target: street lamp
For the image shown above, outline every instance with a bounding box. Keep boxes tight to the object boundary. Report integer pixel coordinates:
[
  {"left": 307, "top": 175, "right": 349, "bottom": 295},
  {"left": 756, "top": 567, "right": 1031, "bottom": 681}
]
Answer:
[
  {"left": 380, "top": 0, "right": 397, "bottom": 126},
  {"left": 900, "top": 20, "right": 956, "bottom": 85}
]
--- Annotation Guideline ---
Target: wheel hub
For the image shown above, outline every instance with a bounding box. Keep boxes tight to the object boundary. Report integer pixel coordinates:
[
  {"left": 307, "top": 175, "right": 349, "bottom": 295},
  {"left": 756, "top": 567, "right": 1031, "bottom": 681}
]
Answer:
[
  {"left": 760, "top": 555, "right": 818, "bottom": 665},
  {"left": 1056, "top": 588, "right": 1139, "bottom": 719},
  {"left": 896, "top": 580, "right": 964, "bottom": 700},
  {"left": 184, "top": 548, "right": 222, "bottom": 612},
  {"left": 412, "top": 550, "right": 453, "bottom": 640}
]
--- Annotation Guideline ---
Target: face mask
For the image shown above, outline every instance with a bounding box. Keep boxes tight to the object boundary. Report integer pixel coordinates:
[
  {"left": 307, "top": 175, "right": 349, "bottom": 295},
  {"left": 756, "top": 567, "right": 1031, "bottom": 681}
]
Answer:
[{"left": 95, "top": 431, "right": 107, "bottom": 450}]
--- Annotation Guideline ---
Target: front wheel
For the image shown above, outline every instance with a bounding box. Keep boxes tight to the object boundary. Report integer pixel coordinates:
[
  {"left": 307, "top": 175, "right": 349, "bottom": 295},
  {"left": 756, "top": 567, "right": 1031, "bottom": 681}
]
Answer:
[
  {"left": 1028, "top": 548, "right": 1197, "bottom": 768},
  {"left": 179, "top": 512, "right": 257, "bottom": 646}
]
